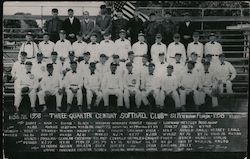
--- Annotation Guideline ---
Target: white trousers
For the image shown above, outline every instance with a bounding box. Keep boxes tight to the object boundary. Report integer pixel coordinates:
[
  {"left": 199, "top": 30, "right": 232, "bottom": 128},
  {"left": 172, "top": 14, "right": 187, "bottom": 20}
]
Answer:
[
  {"left": 218, "top": 80, "right": 233, "bottom": 93},
  {"left": 198, "top": 87, "right": 218, "bottom": 107},
  {"left": 14, "top": 87, "right": 37, "bottom": 108},
  {"left": 159, "top": 90, "right": 181, "bottom": 108},
  {"left": 179, "top": 89, "right": 199, "bottom": 106},
  {"left": 66, "top": 88, "right": 83, "bottom": 105},
  {"left": 86, "top": 89, "right": 103, "bottom": 106},
  {"left": 123, "top": 88, "right": 142, "bottom": 108},
  {"left": 141, "top": 88, "right": 160, "bottom": 105},
  {"left": 103, "top": 88, "right": 123, "bottom": 106},
  {"left": 37, "top": 89, "right": 63, "bottom": 107}
]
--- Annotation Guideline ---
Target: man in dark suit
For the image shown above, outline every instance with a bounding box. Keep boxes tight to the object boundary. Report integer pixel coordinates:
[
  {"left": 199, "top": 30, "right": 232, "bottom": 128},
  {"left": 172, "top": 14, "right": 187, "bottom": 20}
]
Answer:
[
  {"left": 128, "top": 9, "right": 144, "bottom": 45},
  {"left": 112, "top": 9, "right": 129, "bottom": 41},
  {"left": 81, "top": 11, "right": 95, "bottom": 43},
  {"left": 95, "top": 5, "right": 112, "bottom": 42},
  {"left": 44, "top": 8, "right": 63, "bottom": 43},
  {"left": 63, "top": 8, "right": 81, "bottom": 44},
  {"left": 178, "top": 12, "right": 197, "bottom": 49}
]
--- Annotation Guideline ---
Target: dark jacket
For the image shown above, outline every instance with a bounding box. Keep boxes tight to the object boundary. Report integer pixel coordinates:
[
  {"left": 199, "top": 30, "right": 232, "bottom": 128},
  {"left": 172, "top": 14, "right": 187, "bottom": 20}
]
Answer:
[
  {"left": 178, "top": 21, "right": 197, "bottom": 39},
  {"left": 63, "top": 17, "right": 81, "bottom": 36},
  {"left": 112, "top": 18, "right": 129, "bottom": 40},
  {"left": 128, "top": 17, "right": 144, "bottom": 44},
  {"left": 95, "top": 14, "right": 112, "bottom": 34},
  {"left": 81, "top": 19, "right": 95, "bottom": 37},
  {"left": 44, "top": 17, "right": 63, "bottom": 34}
]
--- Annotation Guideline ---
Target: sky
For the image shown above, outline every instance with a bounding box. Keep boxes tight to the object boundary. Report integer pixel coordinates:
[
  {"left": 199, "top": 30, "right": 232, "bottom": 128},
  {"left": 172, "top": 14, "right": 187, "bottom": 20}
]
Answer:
[{"left": 3, "top": 1, "right": 105, "bottom": 16}]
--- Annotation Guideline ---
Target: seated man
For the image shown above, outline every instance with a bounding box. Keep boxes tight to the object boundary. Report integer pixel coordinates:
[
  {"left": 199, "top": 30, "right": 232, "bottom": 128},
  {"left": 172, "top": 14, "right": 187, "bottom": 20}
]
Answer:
[
  {"left": 141, "top": 63, "right": 161, "bottom": 109},
  {"left": 179, "top": 61, "right": 200, "bottom": 111},
  {"left": 216, "top": 53, "right": 236, "bottom": 93},
  {"left": 14, "top": 61, "right": 39, "bottom": 112},
  {"left": 38, "top": 63, "right": 63, "bottom": 112},
  {"left": 63, "top": 61, "right": 84, "bottom": 112},
  {"left": 84, "top": 62, "right": 103, "bottom": 110},
  {"left": 123, "top": 62, "right": 142, "bottom": 110},
  {"left": 159, "top": 65, "right": 181, "bottom": 111},
  {"left": 102, "top": 63, "right": 123, "bottom": 110},
  {"left": 198, "top": 61, "right": 219, "bottom": 108}
]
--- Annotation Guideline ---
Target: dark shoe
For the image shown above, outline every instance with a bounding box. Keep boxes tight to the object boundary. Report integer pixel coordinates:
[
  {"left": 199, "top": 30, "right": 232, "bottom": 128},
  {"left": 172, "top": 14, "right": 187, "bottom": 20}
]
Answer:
[{"left": 31, "top": 107, "right": 37, "bottom": 112}]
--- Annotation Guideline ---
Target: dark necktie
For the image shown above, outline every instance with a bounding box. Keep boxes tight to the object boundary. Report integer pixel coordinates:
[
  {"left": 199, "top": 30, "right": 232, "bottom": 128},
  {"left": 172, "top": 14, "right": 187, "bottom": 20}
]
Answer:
[
  {"left": 157, "top": 43, "right": 161, "bottom": 45},
  {"left": 175, "top": 42, "right": 179, "bottom": 45},
  {"left": 26, "top": 71, "right": 31, "bottom": 74},
  {"left": 176, "top": 61, "right": 180, "bottom": 64},
  {"left": 61, "top": 40, "right": 64, "bottom": 42},
  {"left": 221, "top": 63, "right": 225, "bottom": 65},
  {"left": 167, "top": 74, "right": 172, "bottom": 76},
  {"left": 205, "top": 71, "right": 209, "bottom": 74},
  {"left": 112, "top": 72, "right": 116, "bottom": 75},
  {"left": 44, "top": 42, "right": 49, "bottom": 44},
  {"left": 161, "top": 62, "right": 164, "bottom": 64},
  {"left": 92, "top": 42, "right": 96, "bottom": 45},
  {"left": 211, "top": 41, "right": 215, "bottom": 44},
  {"left": 38, "top": 62, "right": 41, "bottom": 64},
  {"left": 48, "top": 73, "right": 52, "bottom": 76},
  {"left": 27, "top": 42, "right": 31, "bottom": 45},
  {"left": 53, "top": 62, "right": 57, "bottom": 64},
  {"left": 121, "top": 39, "right": 125, "bottom": 42},
  {"left": 194, "top": 42, "right": 198, "bottom": 45},
  {"left": 187, "top": 71, "right": 192, "bottom": 74},
  {"left": 91, "top": 72, "right": 95, "bottom": 75},
  {"left": 78, "top": 41, "right": 82, "bottom": 43},
  {"left": 72, "top": 71, "right": 77, "bottom": 73},
  {"left": 105, "top": 41, "right": 109, "bottom": 43},
  {"left": 20, "top": 62, "right": 25, "bottom": 65},
  {"left": 85, "top": 62, "right": 89, "bottom": 64},
  {"left": 140, "top": 42, "right": 144, "bottom": 45},
  {"left": 128, "top": 72, "right": 133, "bottom": 75},
  {"left": 150, "top": 73, "right": 154, "bottom": 75}
]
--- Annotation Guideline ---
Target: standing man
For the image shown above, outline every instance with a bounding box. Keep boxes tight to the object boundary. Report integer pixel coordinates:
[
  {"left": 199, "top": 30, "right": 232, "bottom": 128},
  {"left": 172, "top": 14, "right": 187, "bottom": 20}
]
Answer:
[
  {"left": 38, "top": 63, "right": 63, "bottom": 112},
  {"left": 144, "top": 12, "right": 159, "bottom": 55},
  {"left": 14, "top": 61, "right": 38, "bottom": 112},
  {"left": 158, "top": 11, "right": 176, "bottom": 46},
  {"left": 96, "top": 54, "right": 109, "bottom": 77},
  {"left": 150, "top": 33, "right": 167, "bottom": 63},
  {"left": 114, "top": 29, "right": 132, "bottom": 62},
  {"left": 81, "top": 11, "right": 95, "bottom": 43},
  {"left": 204, "top": 32, "right": 223, "bottom": 64},
  {"left": 84, "top": 62, "right": 103, "bottom": 110},
  {"left": 178, "top": 12, "right": 197, "bottom": 48},
  {"left": 44, "top": 8, "right": 63, "bottom": 43},
  {"left": 32, "top": 53, "right": 47, "bottom": 82},
  {"left": 112, "top": 10, "right": 129, "bottom": 40},
  {"left": 38, "top": 32, "right": 55, "bottom": 62},
  {"left": 95, "top": 4, "right": 112, "bottom": 42},
  {"left": 72, "top": 32, "right": 87, "bottom": 61},
  {"left": 63, "top": 8, "right": 81, "bottom": 44},
  {"left": 128, "top": 9, "right": 144, "bottom": 45},
  {"left": 85, "top": 33, "right": 101, "bottom": 62},
  {"left": 102, "top": 63, "right": 124, "bottom": 110},
  {"left": 123, "top": 62, "right": 142, "bottom": 110},
  {"left": 187, "top": 32, "right": 204, "bottom": 62},
  {"left": 166, "top": 33, "right": 186, "bottom": 63},
  {"left": 54, "top": 30, "right": 73, "bottom": 59},
  {"left": 170, "top": 53, "right": 186, "bottom": 83},
  {"left": 132, "top": 32, "right": 148, "bottom": 64},
  {"left": 18, "top": 32, "right": 39, "bottom": 61},
  {"left": 99, "top": 32, "right": 116, "bottom": 60},
  {"left": 63, "top": 61, "right": 84, "bottom": 112}
]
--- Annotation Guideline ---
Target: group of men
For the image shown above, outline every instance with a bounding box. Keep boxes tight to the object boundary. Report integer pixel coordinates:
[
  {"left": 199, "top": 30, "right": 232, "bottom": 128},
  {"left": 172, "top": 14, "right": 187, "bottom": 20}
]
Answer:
[{"left": 11, "top": 6, "right": 237, "bottom": 113}]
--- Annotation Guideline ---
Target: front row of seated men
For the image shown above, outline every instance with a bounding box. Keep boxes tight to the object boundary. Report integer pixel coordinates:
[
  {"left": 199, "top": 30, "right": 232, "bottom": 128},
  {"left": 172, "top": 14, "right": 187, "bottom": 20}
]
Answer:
[{"left": 12, "top": 50, "right": 236, "bottom": 112}]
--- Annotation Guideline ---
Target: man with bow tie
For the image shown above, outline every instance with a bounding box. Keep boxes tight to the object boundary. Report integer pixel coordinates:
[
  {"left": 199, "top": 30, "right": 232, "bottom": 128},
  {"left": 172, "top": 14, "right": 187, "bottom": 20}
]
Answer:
[
  {"left": 112, "top": 9, "right": 129, "bottom": 40},
  {"left": 139, "top": 54, "right": 150, "bottom": 83},
  {"left": 48, "top": 51, "right": 63, "bottom": 78},
  {"left": 18, "top": 32, "right": 39, "bottom": 61},
  {"left": 63, "top": 61, "right": 84, "bottom": 112},
  {"left": 14, "top": 61, "right": 39, "bottom": 112},
  {"left": 72, "top": 32, "right": 87, "bottom": 61},
  {"left": 63, "top": 8, "right": 81, "bottom": 44},
  {"left": 96, "top": 54, "right": 109, "bottom": 78},
  {"left": 38, "top": 32, "right": 55, "bottom": 62},
  {"left": 78, "top": 52, "right": 91, "bottom": 76},
  {"left": 187, "top": 32, "right": 204, "bottom": 62},
  {"left": 216, "top": 54, "right": 236, "bottom": 93},
  {"left": 204, "top": 32, "right": 223, "bottom": 64},
  {"left": 125, "top": 51, "right": 139, "bottom": 73},
  {"left": 62, "top": 51, "right": 77, "bottom": 76},
  {"left": 188, "top": 52, "right": 204, "bottom": 77},
  {"left": 141, "top": 63, "right": 161, "bottom": 110},
  {"left": 54, "top": 30, "right": 73, "bottom": 59},
  {"left": 85, "top": 33, "right": 101, "bottom": 62},
  {"left": 12, "top": 51, "right": 28, "bottom": 107},
  {"left": 111, "top": 54, "right": 126, "bottom": 76},
  {"left": 167, "top": 33, "right": 186, "bottom": 64},
  {"left": 155, "top": 52, "right": 169, "bottom": 78},
  {"left": 81, "top": 11, "right": 95, "bottom": 43},
  {"left": 159, "top": 65, "right": 181, "bottom": 111},
  {"left": 150, "top": 33, "right": 167, "bottom": 63},
  {"left": 99, "top": 32, "right": 116, "bottom": 61},
  {"left": 114, "top": 29, "right": 132, "bottom": 62},
  {"left": 132, "top": 32, "right": 148, "bottom": 65},
  {"left": 123, "top": 62, "right": 142, "bottom": 110},
  {"left": 84, "top": 62, "right": 103, "bottom": 110},
  {"left": 170, "top": 53, "right": 186, "bottom": 84},
  {"left": 32, "top": 52, "right": 47, "bottom": 82},
  {"left": 179, "top": 61, "right": 200, "bottom": 111},
  {"left": 198, "top": 61, "right": 219, "bottom": 108},
  {"left": 37, "top": 63, "right": 63, "bottom": 112},
  {"left": 102, "top": 63, "right": 124, "bottom": 110}
]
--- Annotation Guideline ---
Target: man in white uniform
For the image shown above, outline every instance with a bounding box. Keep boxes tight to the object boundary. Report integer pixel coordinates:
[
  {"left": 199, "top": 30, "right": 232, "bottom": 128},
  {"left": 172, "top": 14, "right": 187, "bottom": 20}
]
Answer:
[
  {"left": 187, "top": 32, "right": 204, "bottom": 62},
  {"left": 150, "top": 33, "right": 167, "bottom": 63},
  {"left": 54, "top": 30, "right": 73, "bottom": 59},
  {"left": 38, "top": 32, "right": 55, "bottom": 62},
  {"left": 99, "top": 32, "right": 115, "bottom": 60},
  {"left": 85, "top": 33, "right": 100, "bottom": 62},
  {"left": 132, "top": 32, "right": 148, "bottom": 64},
  {"left": 72, "top": 32, "right": 87, "bottom": 61}
]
